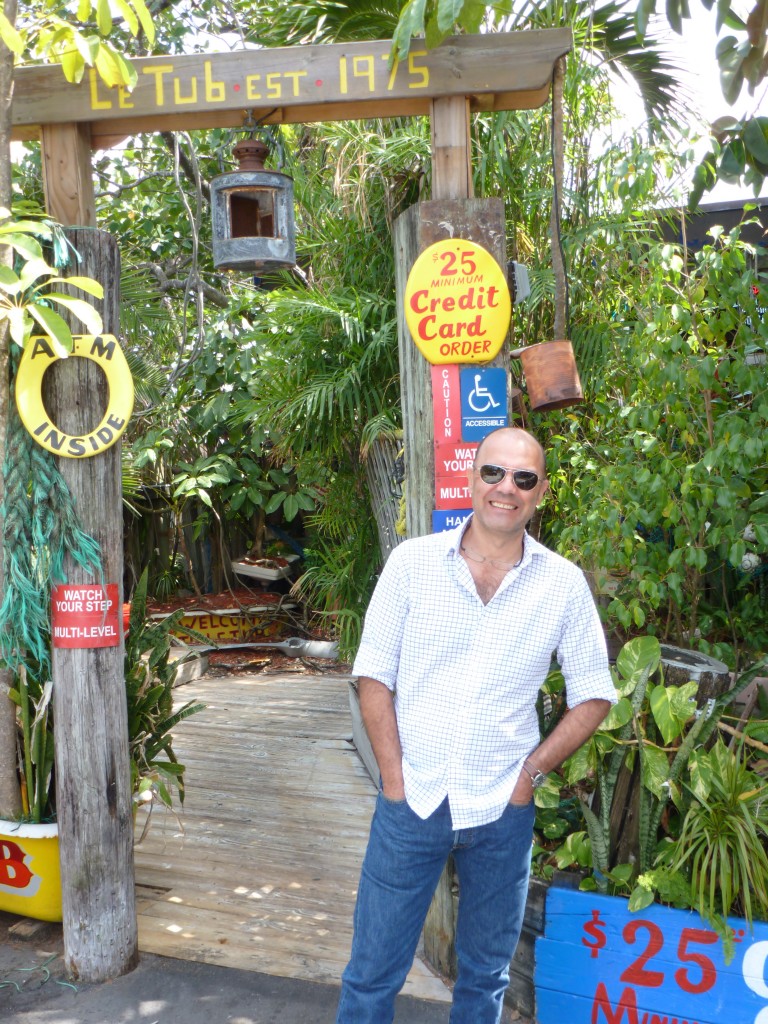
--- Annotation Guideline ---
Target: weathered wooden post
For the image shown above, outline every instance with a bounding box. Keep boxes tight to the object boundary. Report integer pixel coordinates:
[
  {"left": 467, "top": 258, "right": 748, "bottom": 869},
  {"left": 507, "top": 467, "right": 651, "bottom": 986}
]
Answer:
[{"left": 39, "top": 124, "right": 138, "bottom": 980}]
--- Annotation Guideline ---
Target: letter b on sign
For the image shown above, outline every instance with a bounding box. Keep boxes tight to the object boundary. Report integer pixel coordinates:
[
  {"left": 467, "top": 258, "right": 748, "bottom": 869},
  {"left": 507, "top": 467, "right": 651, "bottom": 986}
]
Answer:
[{"left": 0, "top": 839, "right": 34, "bottom": 891}]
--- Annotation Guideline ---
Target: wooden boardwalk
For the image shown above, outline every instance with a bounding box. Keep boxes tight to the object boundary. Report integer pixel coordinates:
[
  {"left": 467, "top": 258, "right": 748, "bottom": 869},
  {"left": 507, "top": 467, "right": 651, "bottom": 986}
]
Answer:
[{"left": 133, "top": 668, "right": 451, "bottom": 1002}]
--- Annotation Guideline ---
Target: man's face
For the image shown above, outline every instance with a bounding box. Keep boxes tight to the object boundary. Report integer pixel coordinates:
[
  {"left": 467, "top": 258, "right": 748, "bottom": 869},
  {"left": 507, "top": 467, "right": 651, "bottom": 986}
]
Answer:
[{"left": 466, "top": 432, "right": 549, "bottom": 538}]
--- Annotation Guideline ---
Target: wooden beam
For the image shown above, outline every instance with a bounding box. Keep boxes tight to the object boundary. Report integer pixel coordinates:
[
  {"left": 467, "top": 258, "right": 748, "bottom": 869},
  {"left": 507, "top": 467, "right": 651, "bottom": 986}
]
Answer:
[
  {"left": 14, "top": 30, "right": 572, "bottom": 139},
  {"left": 430, "top": 96, "right": 472, "bottom": 200},
  {"left": 40, "top": 123, "right": 96, "bottom": 226}
]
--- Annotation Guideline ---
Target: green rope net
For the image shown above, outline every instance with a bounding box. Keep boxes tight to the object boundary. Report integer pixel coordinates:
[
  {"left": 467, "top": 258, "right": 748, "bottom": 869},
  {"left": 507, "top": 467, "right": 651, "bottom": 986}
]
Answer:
[{"left": 0, "top": 359, "right": 102, "bottom": 677}]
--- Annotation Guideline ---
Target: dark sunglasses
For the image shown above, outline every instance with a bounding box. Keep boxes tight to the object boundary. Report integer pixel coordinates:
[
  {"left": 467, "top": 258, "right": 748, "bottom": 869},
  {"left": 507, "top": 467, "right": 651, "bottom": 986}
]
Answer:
[{"left": 476, "top": 464, "right": 540, "bottom": 490}]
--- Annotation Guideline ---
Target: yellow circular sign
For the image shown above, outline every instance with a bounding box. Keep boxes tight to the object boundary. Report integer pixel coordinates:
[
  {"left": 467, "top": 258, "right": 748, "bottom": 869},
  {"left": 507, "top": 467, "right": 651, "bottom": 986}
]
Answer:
[
  {"left": 15, "top": 334, "right": 134, "bottom": 458},
  {"left": 404, "top": 239, "right": 511, "bottom": 365}
]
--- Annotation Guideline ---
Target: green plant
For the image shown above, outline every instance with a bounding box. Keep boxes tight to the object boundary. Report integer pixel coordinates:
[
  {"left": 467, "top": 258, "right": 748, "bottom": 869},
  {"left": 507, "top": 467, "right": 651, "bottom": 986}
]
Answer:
[
  {"left": 9, "top": 665, "right": 54, "bottom": 823},
  {"left": 666, "top": 739, "right": 768, "bottom": 925},
  {"left": 0, "top": 210, "right": 105, "bottom": 350},
  {"left": 541, "top": 637, "right": 768, "bottom": 926},
  {"left": 124, "top": 569, "right": 206, "bottom": 814},
  {"left": 554, "top": 226, "right": 768, "bottom": 669}
]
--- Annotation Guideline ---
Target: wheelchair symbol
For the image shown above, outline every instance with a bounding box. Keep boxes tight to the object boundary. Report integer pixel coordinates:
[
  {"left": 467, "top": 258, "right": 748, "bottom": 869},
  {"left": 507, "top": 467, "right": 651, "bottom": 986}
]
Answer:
[{"left": 467, "top": 374, "right": 501, "bottom": 413}]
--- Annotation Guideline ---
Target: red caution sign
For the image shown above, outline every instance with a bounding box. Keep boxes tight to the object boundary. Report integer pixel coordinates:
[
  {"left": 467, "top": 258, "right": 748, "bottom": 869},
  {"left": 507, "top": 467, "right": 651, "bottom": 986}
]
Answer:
[{"left": 51, "top": 583, "right": 120, "bottom": 648}]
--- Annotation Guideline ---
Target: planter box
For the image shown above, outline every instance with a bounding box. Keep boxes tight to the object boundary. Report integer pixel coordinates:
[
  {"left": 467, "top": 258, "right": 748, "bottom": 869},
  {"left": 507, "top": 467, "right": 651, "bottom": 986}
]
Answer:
[
  {"left": 0, "top": 819, "right": 61, "bottom": 922},
  {"left": 232, "top": 555, "right": 300, "bottom": 582},
  {"left": 536, "top": 887, "right": 768, "bottom": 1024}
]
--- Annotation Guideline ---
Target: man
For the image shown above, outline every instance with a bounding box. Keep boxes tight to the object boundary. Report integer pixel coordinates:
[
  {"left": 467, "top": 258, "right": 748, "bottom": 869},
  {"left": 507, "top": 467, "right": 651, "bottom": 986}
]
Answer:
[{"left": 336, "top": 426, "right": 616, "bottom": 1024}]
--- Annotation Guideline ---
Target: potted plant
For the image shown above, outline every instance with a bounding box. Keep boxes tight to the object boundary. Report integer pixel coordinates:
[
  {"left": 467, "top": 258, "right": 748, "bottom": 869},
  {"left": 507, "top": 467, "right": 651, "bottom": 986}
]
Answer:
[
  {"left": 0, "top": 662, "right": 60, "bottom": 921},
  {"left": 540, "top": 637, "right": 768, "bottom": 923}
]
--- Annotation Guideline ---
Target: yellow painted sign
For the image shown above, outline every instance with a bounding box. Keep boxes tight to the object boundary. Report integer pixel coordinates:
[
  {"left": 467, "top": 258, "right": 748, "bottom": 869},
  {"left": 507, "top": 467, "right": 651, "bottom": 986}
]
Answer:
[
  {"left": 12, "top": 31, "right": 573, "bottom": 134},
  {"left": 15, "top": 335, "right": 134, "bottom": 458},
  {"left": 86, "top": 50, "right": 429, "bottom": 115},
  {"left": 404, "top": 240, "right": 511, "bottom": 364}
]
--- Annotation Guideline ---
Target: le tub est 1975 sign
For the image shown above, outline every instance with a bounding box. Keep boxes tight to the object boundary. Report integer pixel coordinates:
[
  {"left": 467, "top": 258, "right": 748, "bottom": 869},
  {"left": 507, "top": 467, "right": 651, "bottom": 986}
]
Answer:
[
  {"left": 15, "top": 334, "right": 134, "bottom": 458},
  {"left": 404, "top": 239, "right": 511, "bottom": 365}
]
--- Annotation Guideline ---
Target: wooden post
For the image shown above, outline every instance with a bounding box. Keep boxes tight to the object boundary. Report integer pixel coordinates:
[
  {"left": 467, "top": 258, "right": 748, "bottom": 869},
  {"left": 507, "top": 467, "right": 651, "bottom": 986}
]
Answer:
[
  {"left": 40, "top": 124, "right": 96, "bottom": 227},
  {"left": 44, "top": 227, "right": 138, "bottom": 981},
  {"left": 40, "top": 123, "right": 137, "bottom": 981},
  {"left": 393, "top": 198, "right": 510, "bottom": 538},
  {"left": 430, "top": 97, "right": 472, "bottom": 201}
]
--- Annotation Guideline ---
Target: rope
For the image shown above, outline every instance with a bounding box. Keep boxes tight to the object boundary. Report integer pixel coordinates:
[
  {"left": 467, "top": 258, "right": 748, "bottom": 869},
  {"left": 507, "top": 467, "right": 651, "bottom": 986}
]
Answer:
[{"left": 0, "top": 356, "right": 102, "bottom": 675}]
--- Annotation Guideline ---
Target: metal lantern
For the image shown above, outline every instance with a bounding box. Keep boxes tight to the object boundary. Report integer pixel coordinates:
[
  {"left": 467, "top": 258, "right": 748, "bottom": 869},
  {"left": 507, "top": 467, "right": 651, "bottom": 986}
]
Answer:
[{"left": 210, "top": 137, "right": 296, "bottom": 273}]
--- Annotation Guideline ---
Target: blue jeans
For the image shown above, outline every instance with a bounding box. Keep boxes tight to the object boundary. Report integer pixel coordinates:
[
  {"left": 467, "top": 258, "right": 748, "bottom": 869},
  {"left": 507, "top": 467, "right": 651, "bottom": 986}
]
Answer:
[{"left": 336, "top": 793, "right": 535, "bottom": 1024}]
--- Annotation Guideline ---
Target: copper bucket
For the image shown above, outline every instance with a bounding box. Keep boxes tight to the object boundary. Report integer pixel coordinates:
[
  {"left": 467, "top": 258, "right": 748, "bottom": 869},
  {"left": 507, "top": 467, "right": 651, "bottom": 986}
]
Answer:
[{"left": 518, "top": 340, "right": 584, "bottom": 411}]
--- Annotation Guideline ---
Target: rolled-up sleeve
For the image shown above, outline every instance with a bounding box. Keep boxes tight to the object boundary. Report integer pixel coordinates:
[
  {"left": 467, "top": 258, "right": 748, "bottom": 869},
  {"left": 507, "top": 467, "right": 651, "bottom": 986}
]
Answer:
[
  {"left": 352, "top": 547, "right": 410, "bottom": 691},
  {"left": 557, "top": 573, "right": 617, "bottom": 708}
]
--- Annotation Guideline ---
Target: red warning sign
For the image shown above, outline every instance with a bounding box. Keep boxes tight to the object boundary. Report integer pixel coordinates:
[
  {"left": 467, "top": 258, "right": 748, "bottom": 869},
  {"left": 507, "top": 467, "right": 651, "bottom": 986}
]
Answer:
[
  {"left": 431, "top": 364, "right": 462, "bottom": 444},
  {"left": 51, "top": 583, "right": 120, "bottom": 648}
]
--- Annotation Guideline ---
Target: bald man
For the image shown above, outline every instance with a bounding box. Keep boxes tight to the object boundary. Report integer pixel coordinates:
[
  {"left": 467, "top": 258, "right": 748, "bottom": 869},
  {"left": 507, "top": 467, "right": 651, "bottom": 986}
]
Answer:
[{"left": 336, "top": 427, "right": 616, "bottom": 1024}]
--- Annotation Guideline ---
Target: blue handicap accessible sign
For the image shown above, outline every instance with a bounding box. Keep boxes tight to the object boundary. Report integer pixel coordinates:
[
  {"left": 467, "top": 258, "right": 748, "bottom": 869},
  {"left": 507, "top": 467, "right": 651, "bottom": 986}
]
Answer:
[{"left": 460, "top": 367, "right": 508, "bottom": 441}]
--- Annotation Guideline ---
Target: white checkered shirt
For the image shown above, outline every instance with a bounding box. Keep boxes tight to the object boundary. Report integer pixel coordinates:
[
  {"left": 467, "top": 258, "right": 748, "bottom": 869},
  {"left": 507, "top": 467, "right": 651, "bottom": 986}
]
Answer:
[{"left": 353, "top": 517, "right": 616, "bottom": 829}]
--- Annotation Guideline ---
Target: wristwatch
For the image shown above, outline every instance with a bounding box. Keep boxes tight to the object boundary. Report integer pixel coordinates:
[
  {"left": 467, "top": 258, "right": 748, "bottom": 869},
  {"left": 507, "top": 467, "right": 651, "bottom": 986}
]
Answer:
[{"left": 522, "top": 760, "right": 548, "bottom": 789}]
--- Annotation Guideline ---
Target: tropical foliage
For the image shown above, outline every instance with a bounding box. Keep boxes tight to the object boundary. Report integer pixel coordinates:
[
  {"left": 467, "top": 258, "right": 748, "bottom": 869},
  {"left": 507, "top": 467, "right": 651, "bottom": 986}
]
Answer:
[
  {"left": 534, "top": 636, "right": 768, "bottom": 946},
  {"left": 4, "top": 0, "right": 766, "bottom": 802},
  {"left": 125, "top": 569, "right": 206, "bottom": 814},
  {"left": 551, "top": 222, "right": 768, "bottom": 669}
]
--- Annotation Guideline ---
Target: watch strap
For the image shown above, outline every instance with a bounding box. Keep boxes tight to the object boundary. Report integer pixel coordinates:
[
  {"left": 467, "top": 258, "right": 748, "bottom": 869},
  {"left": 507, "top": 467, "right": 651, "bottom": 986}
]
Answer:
[{"left": 522, "top": 759, "right": 547, "bottom": 788}]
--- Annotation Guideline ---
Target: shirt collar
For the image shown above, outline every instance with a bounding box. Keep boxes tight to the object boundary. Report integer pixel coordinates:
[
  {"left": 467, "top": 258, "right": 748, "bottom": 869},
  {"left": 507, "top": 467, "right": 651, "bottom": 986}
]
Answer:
[{"left": 444, "top": 514, "right": 547, "bottom": 567}]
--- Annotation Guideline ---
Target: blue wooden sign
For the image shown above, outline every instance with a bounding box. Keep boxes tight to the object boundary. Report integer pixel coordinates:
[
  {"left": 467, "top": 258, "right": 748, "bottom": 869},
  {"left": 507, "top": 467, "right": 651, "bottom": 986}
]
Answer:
[
  {"left": 536, "top": 887, "right": 768, "bottom": 1024},
  {"left": 432, "top": 509, "right": 471, "bottom": 533},
  {"left": 460, "top": 367, "right": 507, "bottom": 441}
]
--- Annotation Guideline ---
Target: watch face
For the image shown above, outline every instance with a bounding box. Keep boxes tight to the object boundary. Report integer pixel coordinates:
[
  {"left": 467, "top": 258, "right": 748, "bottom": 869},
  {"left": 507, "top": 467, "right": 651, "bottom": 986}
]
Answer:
[{"left": 531, "top": 772, "right": 547, "bottom": 789}]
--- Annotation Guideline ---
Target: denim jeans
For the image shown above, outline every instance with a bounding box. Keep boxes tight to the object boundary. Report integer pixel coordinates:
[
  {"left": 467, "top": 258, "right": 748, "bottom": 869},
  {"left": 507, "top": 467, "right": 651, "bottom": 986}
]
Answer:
[{"left": 335, "top": 792, "right": 535, "bottom": 1024}]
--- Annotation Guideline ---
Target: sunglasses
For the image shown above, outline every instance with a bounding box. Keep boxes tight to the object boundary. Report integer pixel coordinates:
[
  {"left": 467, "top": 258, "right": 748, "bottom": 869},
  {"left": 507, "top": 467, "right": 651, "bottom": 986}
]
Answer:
[{"left": 476, "top": 464, "right": 540, "bottom": 490}]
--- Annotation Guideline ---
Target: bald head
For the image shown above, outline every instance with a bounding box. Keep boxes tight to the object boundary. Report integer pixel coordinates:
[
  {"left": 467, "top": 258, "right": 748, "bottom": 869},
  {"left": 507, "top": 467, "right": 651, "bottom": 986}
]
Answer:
[{"left": 474, "top": 427, "right": 547, "bottom": 477}]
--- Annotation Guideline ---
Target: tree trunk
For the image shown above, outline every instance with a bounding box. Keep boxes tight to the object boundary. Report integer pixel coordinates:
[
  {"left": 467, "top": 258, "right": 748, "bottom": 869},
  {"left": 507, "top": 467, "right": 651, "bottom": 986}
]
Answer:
[
  {"left": 0, "top": 0, "right": 22, "bottom": 820},
  {"left": 46, "top": 228, "right": 138, "bottom": 981}
]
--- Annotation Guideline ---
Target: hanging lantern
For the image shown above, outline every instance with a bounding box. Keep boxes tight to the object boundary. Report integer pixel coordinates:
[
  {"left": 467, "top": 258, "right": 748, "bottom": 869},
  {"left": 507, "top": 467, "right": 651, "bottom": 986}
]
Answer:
[{"left": 210, "top": 136, "right": 296, "bottom": 273}]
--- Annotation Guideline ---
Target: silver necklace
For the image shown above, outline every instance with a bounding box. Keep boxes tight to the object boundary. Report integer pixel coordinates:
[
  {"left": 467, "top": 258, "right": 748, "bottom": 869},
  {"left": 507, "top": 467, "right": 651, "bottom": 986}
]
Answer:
[{"left": 460, "top": 543, "right": 523, "bottom": 571}]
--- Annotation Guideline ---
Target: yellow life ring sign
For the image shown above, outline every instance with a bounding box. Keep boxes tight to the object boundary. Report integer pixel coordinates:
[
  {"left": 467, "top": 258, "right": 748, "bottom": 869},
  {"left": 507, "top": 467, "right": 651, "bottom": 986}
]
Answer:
[
  {"left": 16, "top": 335, "right": 134, "bottom": 458},
  {"left": 404, "top": 239, "right": 511, "bottom": 365}
]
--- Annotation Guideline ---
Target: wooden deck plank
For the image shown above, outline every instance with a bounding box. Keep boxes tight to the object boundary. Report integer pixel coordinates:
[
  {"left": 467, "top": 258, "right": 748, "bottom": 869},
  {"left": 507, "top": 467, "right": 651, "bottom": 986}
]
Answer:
[{"left": 134, "top": 669, "right": 451, "bottom": 1004}]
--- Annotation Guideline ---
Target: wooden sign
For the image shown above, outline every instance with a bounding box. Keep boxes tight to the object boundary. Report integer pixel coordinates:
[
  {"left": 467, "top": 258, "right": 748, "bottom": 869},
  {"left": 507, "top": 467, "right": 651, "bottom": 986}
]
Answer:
[
  {"left": 13, "top": 30, "right": 572, "bottom": 140},
  {"left": 536, "top": 887, "right": 768, "bottom": 1024}
]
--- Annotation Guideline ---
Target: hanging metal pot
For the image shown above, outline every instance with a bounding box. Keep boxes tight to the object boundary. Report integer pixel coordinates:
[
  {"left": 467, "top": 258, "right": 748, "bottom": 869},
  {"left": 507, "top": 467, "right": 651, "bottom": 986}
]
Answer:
[{"left": 516, "top": 340, "right": 584, "bottom": 411}]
